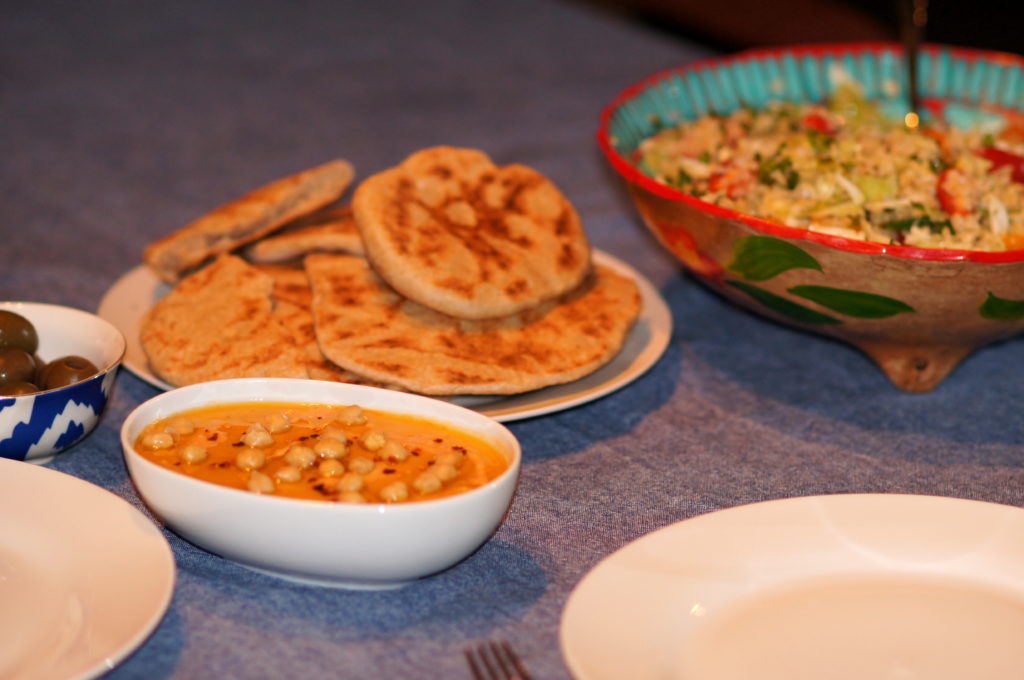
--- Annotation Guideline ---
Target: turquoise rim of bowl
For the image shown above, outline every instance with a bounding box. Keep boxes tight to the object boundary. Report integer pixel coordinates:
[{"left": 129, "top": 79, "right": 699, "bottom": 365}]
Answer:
[{"left": 598, "top": 42, "right": 1024, "bottom": 264}]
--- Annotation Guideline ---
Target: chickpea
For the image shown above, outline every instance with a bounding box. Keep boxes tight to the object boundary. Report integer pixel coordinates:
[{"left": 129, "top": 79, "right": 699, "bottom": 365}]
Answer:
[
  {"left": 320, "top": 424, "right": 348, "bottom": 441},
  {"left": 283, "top": 444, "right": 316, "bottom": 469},
  {"left": 379, "top": 481, "right": 408, "bottom": 503},
  {"left": 380, "top": 439, "right": 409, "bottom": 461},
  {"left": 265, "top": 412, "right": 291, "bottom": 434},
  {"left": 242, "top": 423, "right": 273, "bottom": 448},
  {"left": 274, "top": 465, "right": 302, "bottom": 483},
  {"left": 436, "top": 449, "right": 466, "bottom": 468},
  {"left": 314, "top": 436, "right": 348, "bottom": 459},
  {"left": 180, "top": 443, "right": 208, "bottom": 464},
  {"left": 318, "top": 459, "right": 345, "bottom": 477},
  {"left": 337, "top": 472, "right": 364, "bottom": 492},
  {"left": 247, "top": 471, "right": 276, "bottom": 494},
  {"left": 338, "top": 491, "right": 366, "bottom": 504},
  {"left": 236, "top": 448, "right": 266, "bottom": 470},
  {"left": 413, "top": 470, "right": 442, "bottom": 494},
  {"left": 361, "top": 430, "right": 386, "bottom": 452},
  {"left": 142, "top": 431, "right": 174, "bottom": 449},
  {"left": 164, "top": 417, "right": 195, "bottom": 436},
  {"left": 433, "top": 462, "right": 458, "bottom": 482},
  {"left": 348, "top": 456, "right": 374, "bottom": 475},
  {"left": 337, "top": 405, "right": 366, "bottom": 426}
]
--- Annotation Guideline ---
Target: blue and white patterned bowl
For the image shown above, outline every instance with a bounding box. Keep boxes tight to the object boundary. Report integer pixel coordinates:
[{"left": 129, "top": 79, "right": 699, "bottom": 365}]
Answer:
[{"left": 0, "top": 302, "right": 125, "bottom": 462}]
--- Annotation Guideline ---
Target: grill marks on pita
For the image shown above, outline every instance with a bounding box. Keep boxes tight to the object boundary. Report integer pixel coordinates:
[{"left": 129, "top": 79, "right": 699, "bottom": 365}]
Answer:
[
  {"left": 139, "top": 150, "right": 639, "bottom": 395},
  {"left": 245, "top": 204, "right": 365, "bottom": 264},
  {"left": 140, "top": 255, "right": 309, "bottom": 385},
  {"left": 305, "top": 254, "right": 640, "bottom": 395},
  {"left": 353, "top": 147, "right": 591, "bottom": 319},
  {"left": 255, "top": 264, "right": 390, "bottom": 386},
  {"left": 143, "top": 159, "right": 355, "bottom": 284}
]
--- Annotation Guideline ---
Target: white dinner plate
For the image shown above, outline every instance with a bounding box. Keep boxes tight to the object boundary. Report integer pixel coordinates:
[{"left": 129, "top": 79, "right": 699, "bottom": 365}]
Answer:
[
  {"left": 560, "top": 494, "right": 1024, "bottom": 680},
  {"left": 97, "top": 249, "right": 672, "bottom": 422},
  {"left": 0, "top": 459, "right": 175, "bottom": 680}
]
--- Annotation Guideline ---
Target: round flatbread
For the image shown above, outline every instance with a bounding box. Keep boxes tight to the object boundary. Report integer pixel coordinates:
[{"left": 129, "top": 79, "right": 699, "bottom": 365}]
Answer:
[
  {"left": 352, "top": 146, "right": 591, "bottom": 319},
  {"left": 140, "top": 255, "right": 308, "bottom": 385},
  {"left": 305, "top": 253, "right": 639, "bottom": 395},
  {"left": 255, "top": 264, "right": 389, "bottom": 386},
  {"left": 245, "top": 204, "right": 365, "bottom": 264},
  {"left": 144, "top": 159, "right": 355, "bottom": 284}
]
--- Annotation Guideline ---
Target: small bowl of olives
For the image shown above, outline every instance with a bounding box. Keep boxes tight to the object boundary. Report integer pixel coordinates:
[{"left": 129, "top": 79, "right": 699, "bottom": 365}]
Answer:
[{"left": 1, "top": 302, "right": 126, "bottom": 462}]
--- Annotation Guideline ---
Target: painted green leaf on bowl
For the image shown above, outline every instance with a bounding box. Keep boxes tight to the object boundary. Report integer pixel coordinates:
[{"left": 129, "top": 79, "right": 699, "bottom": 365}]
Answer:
[
  {"left": 979, "top": 292, "right": 1024, "bottom": 320},
  {"left": 788, "top": 285, "right": 916, "bottom": 319},
  {"left": 726, "top": 236, "right": 823, "bottom": 281},
  {"left": 727, "top": 281, "right": 842, "bottom": 325}
]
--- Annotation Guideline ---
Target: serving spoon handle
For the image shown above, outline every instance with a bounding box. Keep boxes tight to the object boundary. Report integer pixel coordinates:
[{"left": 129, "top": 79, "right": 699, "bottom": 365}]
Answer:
[{"left": 899, "top": 0, "right": 928, "bottom": 125}]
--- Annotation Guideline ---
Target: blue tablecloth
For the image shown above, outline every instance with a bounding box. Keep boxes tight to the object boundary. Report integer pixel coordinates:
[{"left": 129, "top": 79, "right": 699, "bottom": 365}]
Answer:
[{"left": 3, "top": 1, "right": 1023, "bottom": 678}]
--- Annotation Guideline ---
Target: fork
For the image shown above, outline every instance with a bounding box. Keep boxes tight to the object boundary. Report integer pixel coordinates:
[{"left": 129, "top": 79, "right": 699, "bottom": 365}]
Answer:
[{"left": 464, "top": 640, "right": 533, "bottom": 680}]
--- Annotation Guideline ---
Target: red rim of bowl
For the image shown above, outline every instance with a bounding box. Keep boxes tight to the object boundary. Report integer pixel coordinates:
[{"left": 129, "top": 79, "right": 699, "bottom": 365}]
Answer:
[{"left": 597, "top": 42, "right": 1024, "bottom": 264}]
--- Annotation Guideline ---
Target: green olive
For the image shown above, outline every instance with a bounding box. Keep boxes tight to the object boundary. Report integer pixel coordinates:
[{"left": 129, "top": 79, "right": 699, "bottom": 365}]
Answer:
[
  {"left": 0, "top": 348, "right": 37, "bottom": 387},
  {"left": 0, "top": 381, "right": 40, "bottom": 396},
  {"left": 38, "top": 355, "right": 100, "bottom": 391},
  {"left": 0, "top": 311, "right": 38, "bottom": 354}
]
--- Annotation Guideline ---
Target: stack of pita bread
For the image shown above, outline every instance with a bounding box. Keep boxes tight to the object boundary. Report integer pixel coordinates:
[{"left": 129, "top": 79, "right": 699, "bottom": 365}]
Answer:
[{"left": 140, "top": 147, "right": 642, "bottom": 396}]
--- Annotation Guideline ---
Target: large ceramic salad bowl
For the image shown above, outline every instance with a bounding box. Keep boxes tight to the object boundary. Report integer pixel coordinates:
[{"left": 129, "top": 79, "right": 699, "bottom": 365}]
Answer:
[{"left": 599, "top": 43, "right": 1024, "bottom": 391}]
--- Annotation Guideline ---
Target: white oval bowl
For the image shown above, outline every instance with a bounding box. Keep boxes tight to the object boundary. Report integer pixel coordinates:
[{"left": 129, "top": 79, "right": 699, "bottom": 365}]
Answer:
[
  {"left": 120, "top": 378, "right": 522, "bottom": 589},
  {"left": 0, "top": 301, "right": 126, "bottom": 462}
]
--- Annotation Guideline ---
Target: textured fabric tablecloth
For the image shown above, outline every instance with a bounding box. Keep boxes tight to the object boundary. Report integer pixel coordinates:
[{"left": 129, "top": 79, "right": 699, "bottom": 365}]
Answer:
[{"left": 3, "top": 1, "right": 1023, "bottom": 678}]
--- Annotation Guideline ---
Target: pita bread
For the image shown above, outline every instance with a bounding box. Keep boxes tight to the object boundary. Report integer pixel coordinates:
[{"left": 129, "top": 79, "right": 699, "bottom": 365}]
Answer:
[
  {"left": 352, "top": 146, "right": 591, "bottom": 319},
  {"left": 140, "top": 255, "right": 308, "bottom": 385},
  {"left": 255, "top": 264, "right": 387, "bottom": 386},
  {"left": 245, "top": 204, "right": 365, "bottom": 264},
  {"left": 144, "top": 159, "right": 355, "bottom": 284},
  {"left": 305, "top": 253, "right": 639, "bottom": 395},
  {"left": 255, "top": 263, "right": 316, "bottom": 309}
]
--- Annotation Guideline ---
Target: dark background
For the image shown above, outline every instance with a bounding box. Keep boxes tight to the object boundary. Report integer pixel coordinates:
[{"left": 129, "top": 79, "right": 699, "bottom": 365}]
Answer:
[{"left": 576, "top": 0, "right": 1017, "bottom": 54}]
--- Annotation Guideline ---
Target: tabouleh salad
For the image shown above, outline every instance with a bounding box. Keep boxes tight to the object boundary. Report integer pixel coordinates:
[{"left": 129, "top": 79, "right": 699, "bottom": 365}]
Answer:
[{"left": 638, "top": 86, "right": 1024, "bottom": 251}]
